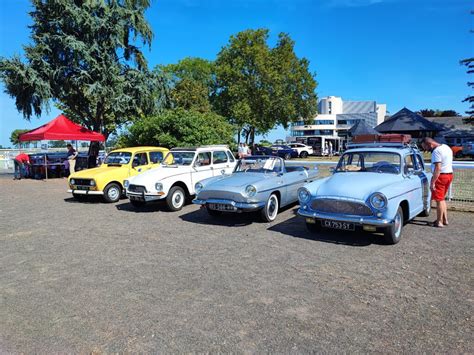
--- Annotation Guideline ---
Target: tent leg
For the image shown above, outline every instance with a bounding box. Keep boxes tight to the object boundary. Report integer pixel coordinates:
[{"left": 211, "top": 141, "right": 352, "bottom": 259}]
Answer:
[{"left": 44, "top": 153, "right": 48, "bottom": 180}]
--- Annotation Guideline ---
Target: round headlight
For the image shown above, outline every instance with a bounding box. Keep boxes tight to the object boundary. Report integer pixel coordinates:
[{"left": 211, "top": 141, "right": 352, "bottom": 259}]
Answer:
[
  {"left": 298, "top": 187, "right": 311, "bottom": 204},
  {"left": 70, "top": 179, "right": 75, "bottom": 185},
  {"left": 245, "top": 185, "right": 257, "bottom": 197},
  {"left": 155, "top": 182, "right": 163, "bottom": 192},
  {"left": 370, "top": 192, "right": 387, "bottom": 210},
  {"left": 195, "top": 182, "right": 203, "bottom": 194},
  {"left": 90, "top": 180, "right": 96, "bottom": 186},
  {"left": 124, "top": 180, "right": 129, "bottom": 188}
]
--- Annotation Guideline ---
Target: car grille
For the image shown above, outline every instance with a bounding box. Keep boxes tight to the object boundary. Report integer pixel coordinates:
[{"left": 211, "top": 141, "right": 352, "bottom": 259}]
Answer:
[
  {"left": 311, "top": 198, "right": 373, "bottom": 216},
  {"left": 128, "top": 184, "right": 147, "bottom": 193},
  {"left": 73, "top": 178, "right": 91, "bottom": 186},
  {"left": 198, "top": 190, "right": 245, "bottom": 202}
]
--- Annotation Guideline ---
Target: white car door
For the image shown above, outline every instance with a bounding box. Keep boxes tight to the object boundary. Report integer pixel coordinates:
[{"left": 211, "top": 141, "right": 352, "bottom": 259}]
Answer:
[
  {"left": 211, "top": 150, "right": 232, "bottom": 176},
  {"left": 191, "top": 151, "right": 214, "bottom": 186}
]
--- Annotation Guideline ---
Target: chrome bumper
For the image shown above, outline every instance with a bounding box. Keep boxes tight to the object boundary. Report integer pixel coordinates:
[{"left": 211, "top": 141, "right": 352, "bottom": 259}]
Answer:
[
  {"left": 298, "top": 208, "right": 393, "bottom": 226},
  {"left": 193, "top": 198, "right": 265, "bottom": 211},
  {"left": 126, "top": 191, "right": 165, "bottom": 202},
  {"left": 68, "top": 189, "right": 103, "bottom": 196}
]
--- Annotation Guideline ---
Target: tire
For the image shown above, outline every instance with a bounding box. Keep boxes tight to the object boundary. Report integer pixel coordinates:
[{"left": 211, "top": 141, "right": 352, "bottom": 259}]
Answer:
[
  {"left": 260, "top": 193, "right": 279, "bottom": 222},
  {"left": 206, "top": 205, "right": 222, "bottom": 217},
  {"left": 300, "top": 151, "right": 308, "bottom": 159},
  {"left": 306, "top": 220, "right": 322, "bottom": 233},
  {"left": 72, "top": 193, "right": 86, "bottom": 201},
  {"left": 284, "top": 153, "right": 291, "bottom": 160},
  {"left": 384, "top": 206, "right": 404, "bottom": 244},
  {"left": 103, "top": 183, "right": 122, "bottom": 203},
  {"left": 166, "top": 186, "right": 186, "bottom": 211},
  {"left": 419, "top": 201, "right": 431, "bottom": 217},
  {"left": 130, "top": 199, "right": 146, "bottom": 208}
]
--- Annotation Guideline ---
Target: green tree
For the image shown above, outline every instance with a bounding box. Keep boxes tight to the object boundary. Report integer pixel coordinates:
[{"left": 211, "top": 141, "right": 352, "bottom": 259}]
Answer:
[
  {"left": 158, "top": 57, "right": 215, "bottom": 112},
  {"left": 419, "top": 109, "right": 460, "bottom": 117},
  {"left": 10, "top": 129, "right": 30, "bottom": 146},
  {"left": 118, "top": 109, "right": 235, "bottom": 148},
  {"left": 49, "top": 140, "right": 67, "bottom": 148},
  {"left": 213, "top": 29, "right": 318, "bottom": 146},
  {"left": 0, "top": 0, "right": 159, "bottom": 138}
]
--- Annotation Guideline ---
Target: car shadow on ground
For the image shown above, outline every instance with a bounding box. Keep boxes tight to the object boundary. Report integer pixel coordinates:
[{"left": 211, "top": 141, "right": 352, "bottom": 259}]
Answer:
[
  {"left": 269, "top": 209, "right": 387, "bottom": 247},
  {"left": 179, "top": 206, "right": 255, "bottom": 227},
  {"left": 64, "top": 196, "right": 105, "bottom": 204},
  {"left": 115, "top": 200, "right": 168, "bottom": 213}
]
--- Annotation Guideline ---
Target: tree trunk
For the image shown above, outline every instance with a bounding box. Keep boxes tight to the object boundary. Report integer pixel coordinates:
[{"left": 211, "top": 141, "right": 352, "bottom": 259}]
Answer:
[
  {"left": 237, "top": 128, "right": 241, "bottom": 145},
  {"left": 250, "top": 127, "right": 255, "bottom": 154}
]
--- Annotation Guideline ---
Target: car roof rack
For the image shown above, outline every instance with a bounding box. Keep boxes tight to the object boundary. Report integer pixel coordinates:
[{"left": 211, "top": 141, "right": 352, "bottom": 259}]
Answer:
[
  {"left": 170, "top": 145, "right": 229, "bottom": 151},
  {"left": 347, "top": 142, "right": 420, "bottom": 150}
]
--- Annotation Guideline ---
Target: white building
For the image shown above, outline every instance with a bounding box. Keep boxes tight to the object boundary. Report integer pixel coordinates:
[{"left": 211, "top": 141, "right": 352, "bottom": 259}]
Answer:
[{"left": 290, "top": 96, "right": 387, "bottom": 140}]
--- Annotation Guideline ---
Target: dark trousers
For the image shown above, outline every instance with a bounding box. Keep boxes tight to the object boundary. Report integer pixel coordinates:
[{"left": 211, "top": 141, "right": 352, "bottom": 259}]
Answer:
[{"left": 14, "top": 160, "right": 26, "bottom": 179}]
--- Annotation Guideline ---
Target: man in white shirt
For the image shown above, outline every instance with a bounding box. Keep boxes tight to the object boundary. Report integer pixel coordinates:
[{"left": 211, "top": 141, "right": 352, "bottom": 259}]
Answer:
[{"left": 421, "top": 137, "right": 454, "bottom": 228}]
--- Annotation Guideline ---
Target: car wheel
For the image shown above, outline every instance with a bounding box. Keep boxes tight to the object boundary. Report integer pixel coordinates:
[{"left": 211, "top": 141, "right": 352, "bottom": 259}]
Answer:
[
  {"left": 284, "top": 153, "right": 291, "bottom": 160},
  {"left": 419, "top": 201, "right": 431, "bottom": 217},
  {"left": 261, "top": 193, "right": 279, "bottom": 222},
  {"left": 130, "top": 199, "right": 146, "bottom": 208},
  {"left": 72, "top": 193, "right": 86, "bottom": 201},
  {"left": 103, "top": 183, "right": 121, "bottom": 203},
  {"left": 306, "top": 220, "right": 321, "bottom": 233},
  {"left": 206, "top": 205, "right": 222, "bottom": 217},
  {"left": 300, "top": 151, "right": 308, "bottom": 158},
  {"left": 166, "top": 186, "right": 186, "bottom": 211},
  {"left": 384, "top": 206, "right": 404, "bottom": 244}
]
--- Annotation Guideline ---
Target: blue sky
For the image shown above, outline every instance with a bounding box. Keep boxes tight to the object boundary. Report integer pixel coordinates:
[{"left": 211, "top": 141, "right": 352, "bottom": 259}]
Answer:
[{"left": 0, "top": 0, "right": 472, "bottom": 146}]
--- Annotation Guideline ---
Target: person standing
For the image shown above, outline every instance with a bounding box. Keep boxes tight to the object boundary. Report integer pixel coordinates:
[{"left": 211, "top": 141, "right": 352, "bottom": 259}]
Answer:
[
  {"left": 66, "top": 143, "right": 78, "bottom": 175},
  {"left": 13, "top": 152, "right": 31, "bottom": 180},
  {"left": 328, "top": 141, "right": 333, "bottom": 157},
  {"left": 421, "top": 137, "right": 453, "bottom": 228}
]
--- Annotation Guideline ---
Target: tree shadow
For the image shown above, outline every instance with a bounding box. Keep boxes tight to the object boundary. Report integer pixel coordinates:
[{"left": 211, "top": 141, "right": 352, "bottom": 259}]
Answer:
[
  {"left": 268, "top": 215, "right": 387, "bottom": 247},
  {"left": 179, "top": 206, "right": 254, "bottom": 227}
]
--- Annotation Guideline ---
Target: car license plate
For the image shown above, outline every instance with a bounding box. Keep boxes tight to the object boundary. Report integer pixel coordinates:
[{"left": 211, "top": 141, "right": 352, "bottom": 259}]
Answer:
[
  {"left": 209, "top": 203, "right": 236, "bottom": 211},
  {"left": 321, "top": 219, "right": 355, "bottom": 231},
  {"left": 130, "top": 195, "right": 144, "bottom": 201},
  {"left": 76, "top": 186, "right": 90, "bottom": 190}
]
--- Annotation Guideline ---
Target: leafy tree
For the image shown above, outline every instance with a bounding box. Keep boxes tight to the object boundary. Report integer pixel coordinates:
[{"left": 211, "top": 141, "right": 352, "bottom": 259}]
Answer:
[
  {"left": 10, "top": 129, "right": 30, "bottom": 146},
  {"left": 49, "top": 140, "right": 67, "bottom": 148},
  {"left": 460, "top": 10, "right": 474, "bottom": 123},
  {"left": 213, "top": 29, "right": 318, "bottom": 146},
  {"left": 158, "top": 57, "right": 215, "bottom": 112},
  {"left": 258, "top": 139, "right": 273, "bottom": 147},
  {"left": 418, "top": 109, "right": 460, "bottom": 117},
  {"left": 118, "top": 109, "right": 235, "bottom": 148},
  {"left": 0, "top": 0, "right": 159, "bottom": 138}
]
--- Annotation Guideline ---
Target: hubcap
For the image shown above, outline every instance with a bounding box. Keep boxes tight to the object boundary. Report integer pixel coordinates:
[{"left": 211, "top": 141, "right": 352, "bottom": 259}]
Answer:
[
  {"left": 108, "top": 187, "right": 120, "bottom": 200},
  {"left": 394, "top": 211, "right": 402, "bottom": 238},
  {"left": 173, "top": 191, "right": 184, "bottom": 208},
  {"left": 268, "top": 196, "right": 278, "bottom": 220}
]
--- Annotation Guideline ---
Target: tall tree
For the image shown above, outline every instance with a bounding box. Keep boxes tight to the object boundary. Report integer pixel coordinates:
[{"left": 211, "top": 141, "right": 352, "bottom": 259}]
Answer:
[
  {"left": 213, "top": 29, "right": 318, "bottom": 146},
  {"left": 0, "top": 0, "right": 159, "bottom": 138},
  {"left": 460, "top": 10, "right": 474, "bottom": 123},
  {"left": 10, "top": 129, "right": 30, "bottom": 146}
]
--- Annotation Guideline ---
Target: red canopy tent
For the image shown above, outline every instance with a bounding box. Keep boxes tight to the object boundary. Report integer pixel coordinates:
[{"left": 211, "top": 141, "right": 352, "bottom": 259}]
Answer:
[{"left": 19, "top": 114, "right": 105, "bottom": 142}]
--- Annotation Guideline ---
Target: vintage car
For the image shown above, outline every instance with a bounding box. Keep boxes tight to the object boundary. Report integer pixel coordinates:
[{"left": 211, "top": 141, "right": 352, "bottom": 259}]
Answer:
[
  {"left": 255, "top": 145, "right": 299, "bottom": 160},
  {"left": 68, "top": 146, "right": 169, "bottom": 202},
  {"left": 124, "top": 145, "right": 237, "bottom": 211},
  {"left": 297, "top": 143, "right": 432, "bottom": 244},
  {"left": 193, "top": 156, "right": 319, "bottom": 222}
]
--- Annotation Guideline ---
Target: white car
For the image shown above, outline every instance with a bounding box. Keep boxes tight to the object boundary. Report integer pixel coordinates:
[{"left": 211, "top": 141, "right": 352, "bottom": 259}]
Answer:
[
  {"left": 288, "top": 143, "right": 314, "bottom": 158},
  {"left": 124, "top": 146, "right": 237, "bottom": 211}
]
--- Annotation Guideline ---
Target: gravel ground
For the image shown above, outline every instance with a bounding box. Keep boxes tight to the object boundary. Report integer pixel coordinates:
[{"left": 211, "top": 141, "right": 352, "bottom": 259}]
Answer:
[{"left": 0, "top": 175, "right": 472, "bottom": 353}]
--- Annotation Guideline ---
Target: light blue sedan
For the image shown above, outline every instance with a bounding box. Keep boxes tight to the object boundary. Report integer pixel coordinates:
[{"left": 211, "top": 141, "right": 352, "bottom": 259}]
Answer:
[
  {"left": 298, "top": 144, "right": 432, "bottom": 244},
  {"left": 194, "top": 156, "right": 319, "bottom": 222}
]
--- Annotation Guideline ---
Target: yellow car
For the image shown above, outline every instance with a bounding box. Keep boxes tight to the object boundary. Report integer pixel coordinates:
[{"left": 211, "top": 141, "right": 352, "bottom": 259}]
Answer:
[{"left": 67, "top": 146, "right": 169, "bottom": 202}]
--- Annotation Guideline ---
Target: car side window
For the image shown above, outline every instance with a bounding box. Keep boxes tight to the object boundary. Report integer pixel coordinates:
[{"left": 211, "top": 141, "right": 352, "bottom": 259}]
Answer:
[
  {"left": 149, "top": 151, "right": 164, "bottom": 164},
  {"left": 196, "top": 152, "right": 211, "bottom": 166},
  {"left": 213, "top": 151, "right": 228, "bottom": 164},
  {"left": 415, "top": 154, "right": 424, "bottom": 171},
  {"left": 226, "top": 150, "right": 235, "bottom": 162},
  {"left": 404, "top": 154, "right": 415, "bottom": 174},
  {"left": 132, "top": 152, "right": 148, "bottom": 167}
]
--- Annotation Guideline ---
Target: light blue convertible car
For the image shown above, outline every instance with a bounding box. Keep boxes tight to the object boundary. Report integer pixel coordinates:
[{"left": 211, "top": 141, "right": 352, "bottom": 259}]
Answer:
[
  {"left": 193, "top": 156, "right": 319, "bottom": 222},
  {"left": 298, "top": 143, "right": 432, "bottom": 244}
]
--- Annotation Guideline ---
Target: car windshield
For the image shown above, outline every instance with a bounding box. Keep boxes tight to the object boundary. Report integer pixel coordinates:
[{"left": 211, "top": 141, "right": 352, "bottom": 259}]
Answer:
[
  {"left": 162, "top": 151, "right": 195, "bottom": 166},
  {"left": 336, "top": 151, "right": 401, "bottom": 174},
  {"left": 104, "top": 152, "right": 132, "bottom": 165},
  {"left": 235, "top": 156, "right": 282, "bottom": 173}
]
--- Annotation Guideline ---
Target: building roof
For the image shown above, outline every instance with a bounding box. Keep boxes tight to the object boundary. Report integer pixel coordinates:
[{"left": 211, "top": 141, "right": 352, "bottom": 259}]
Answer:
[
  {"left": 425, "top": 116, "right": 474, "bottom": 139},
  {"left": 375, "top": 108, "right": 443, "bottom": 133},
  {"left": 348, "top": 120, "right": 379, "bottom": 136}
]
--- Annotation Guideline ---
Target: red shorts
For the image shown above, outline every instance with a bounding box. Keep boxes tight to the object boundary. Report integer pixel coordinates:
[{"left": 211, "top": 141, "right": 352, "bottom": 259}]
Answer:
[{"left": 431, "top": 174, "right": 453, "bottom": 201}]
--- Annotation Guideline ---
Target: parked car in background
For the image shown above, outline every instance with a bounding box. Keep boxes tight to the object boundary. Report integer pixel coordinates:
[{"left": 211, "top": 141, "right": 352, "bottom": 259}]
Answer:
[
  {"left": 298, "top": 141, "right": 432, "bottom": 244},
  {"left": 68, "top": 146, "right": 169, "bottom": 202},
  {"left": 193, "top": 156, "right": 319, "bottom": 221},
  {"left": 288, "top": 143, "right": 314, "bottom": 158},
  {"left": 461, "top": 141, "right": 474, "bottom": 158},
  {"left": 125, "top": 146, "right": 237, "bottom": 211},
  {"left": 255, "top": 145, "right": 298, "bottom": 160}
]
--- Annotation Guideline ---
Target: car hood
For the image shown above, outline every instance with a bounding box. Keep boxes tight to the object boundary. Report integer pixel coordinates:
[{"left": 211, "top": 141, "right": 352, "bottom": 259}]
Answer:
[
  {"left": 70, "top": 165, "right": 127, "bottom": 180},
  {"left": 204, "top": 172, "right": 273, "bottom": 189},
  {"left": 315, "top": 172, "right": 402, "bottom": 200},
  {"left": 129, "top": 165, "right": 191, "bottom": 185}
]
